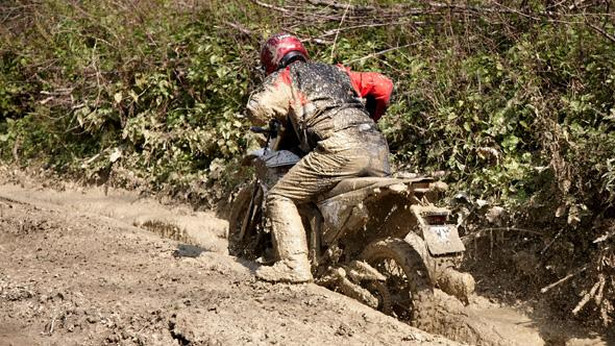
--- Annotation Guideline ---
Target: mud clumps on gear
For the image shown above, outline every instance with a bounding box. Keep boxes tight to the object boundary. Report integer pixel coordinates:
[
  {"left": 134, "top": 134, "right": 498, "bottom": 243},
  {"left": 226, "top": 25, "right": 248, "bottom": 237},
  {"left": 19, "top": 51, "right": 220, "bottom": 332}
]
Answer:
[
  {"left": 247, "top": 61, "right": 389, "bottom": 155},
  {"left": 246, "top": 60, "right": 392, "bottom": 284}
]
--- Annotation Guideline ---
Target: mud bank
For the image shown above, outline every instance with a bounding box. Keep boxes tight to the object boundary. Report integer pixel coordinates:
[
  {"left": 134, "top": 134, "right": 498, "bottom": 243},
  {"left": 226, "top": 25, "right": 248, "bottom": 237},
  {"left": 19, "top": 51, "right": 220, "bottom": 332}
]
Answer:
[
  {"left": 0, "top": 169, "right": 608, "bottom": 345},
  {"left": 0, "top": 171, "right": 452, "bottom": 345}
]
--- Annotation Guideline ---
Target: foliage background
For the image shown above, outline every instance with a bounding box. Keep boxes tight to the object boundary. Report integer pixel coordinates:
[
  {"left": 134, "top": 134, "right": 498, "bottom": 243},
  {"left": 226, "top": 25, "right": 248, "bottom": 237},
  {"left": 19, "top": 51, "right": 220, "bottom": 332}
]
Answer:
[{"left": 1, "top": 0, "right": 614, "bottom": 328}]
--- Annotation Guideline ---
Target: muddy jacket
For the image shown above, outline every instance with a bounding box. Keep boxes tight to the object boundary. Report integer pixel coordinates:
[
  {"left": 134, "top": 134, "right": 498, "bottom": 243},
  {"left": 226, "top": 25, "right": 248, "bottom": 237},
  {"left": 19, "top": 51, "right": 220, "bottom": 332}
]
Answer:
[{"left": 247, "top": 62, "right": 393, "bottom": 152}]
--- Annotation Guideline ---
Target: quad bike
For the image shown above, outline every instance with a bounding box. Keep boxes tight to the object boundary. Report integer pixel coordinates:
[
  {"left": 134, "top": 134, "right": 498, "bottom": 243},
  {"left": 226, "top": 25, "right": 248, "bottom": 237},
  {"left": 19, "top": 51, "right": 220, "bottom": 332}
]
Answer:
[{"left": 228, "top": 121, "right": 474, "bottom": 328}]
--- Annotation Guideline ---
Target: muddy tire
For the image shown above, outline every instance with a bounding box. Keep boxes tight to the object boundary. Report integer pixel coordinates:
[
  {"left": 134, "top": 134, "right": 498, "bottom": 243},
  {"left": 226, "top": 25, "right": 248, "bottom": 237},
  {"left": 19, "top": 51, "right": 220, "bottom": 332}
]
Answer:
[
  {"left": 360, "top": 237, "right": 435, "bottom": 331},
  {"left": 228, "top": 183, "right": 266, "bottom": 260}
]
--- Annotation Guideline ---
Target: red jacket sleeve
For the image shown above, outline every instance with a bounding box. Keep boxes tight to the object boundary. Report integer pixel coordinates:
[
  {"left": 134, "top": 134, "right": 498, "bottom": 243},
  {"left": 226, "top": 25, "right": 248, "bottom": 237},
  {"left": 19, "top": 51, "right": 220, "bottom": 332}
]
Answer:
[{"left": 341, "top": 66, "right": 393, "bottom": 122}]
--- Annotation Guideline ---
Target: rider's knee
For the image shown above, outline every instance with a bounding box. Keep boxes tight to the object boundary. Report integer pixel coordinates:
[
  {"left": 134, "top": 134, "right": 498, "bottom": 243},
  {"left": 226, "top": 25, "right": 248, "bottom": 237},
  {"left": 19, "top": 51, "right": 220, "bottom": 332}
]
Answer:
[{"left": 266, "top": 191, "right": 293, "bottom": 206}]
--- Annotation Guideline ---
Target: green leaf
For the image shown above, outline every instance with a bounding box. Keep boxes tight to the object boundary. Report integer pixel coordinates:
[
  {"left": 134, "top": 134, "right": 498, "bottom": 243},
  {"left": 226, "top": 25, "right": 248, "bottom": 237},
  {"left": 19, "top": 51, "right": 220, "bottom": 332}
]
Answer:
[{"left": 502, "top": 134, "right": 519, "bottom": 151}]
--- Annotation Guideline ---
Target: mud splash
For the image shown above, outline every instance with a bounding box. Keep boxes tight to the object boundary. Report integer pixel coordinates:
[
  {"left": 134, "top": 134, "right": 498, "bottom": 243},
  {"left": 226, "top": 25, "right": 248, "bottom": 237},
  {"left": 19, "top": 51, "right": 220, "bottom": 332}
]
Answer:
[{"left": 138, "top": 220, "right": 194, "bottom": 244}]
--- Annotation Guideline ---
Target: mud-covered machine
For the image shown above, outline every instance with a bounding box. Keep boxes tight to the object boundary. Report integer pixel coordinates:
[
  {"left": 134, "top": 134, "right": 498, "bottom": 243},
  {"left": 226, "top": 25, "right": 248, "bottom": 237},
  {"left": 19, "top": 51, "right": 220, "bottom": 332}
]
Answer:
[{"left": 229, "top": 122, "right": 474, "bottom": 326}]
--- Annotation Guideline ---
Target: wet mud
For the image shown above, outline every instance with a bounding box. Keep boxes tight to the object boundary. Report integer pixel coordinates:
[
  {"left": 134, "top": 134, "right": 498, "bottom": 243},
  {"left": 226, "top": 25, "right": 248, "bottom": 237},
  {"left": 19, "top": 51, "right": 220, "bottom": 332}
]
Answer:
[{"left": 0, "top": 168, "right": 609, "bottom": 345}]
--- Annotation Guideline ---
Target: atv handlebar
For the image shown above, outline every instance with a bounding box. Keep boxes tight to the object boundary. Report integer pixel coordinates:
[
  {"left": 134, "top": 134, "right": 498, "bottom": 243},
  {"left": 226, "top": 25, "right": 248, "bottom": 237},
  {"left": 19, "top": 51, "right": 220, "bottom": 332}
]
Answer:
[
  {"left": 249, "top": 126, "right": 269, "bottom": 134},
  {"left": 250, "top": 119, "right": 280, "bottom": 140}
]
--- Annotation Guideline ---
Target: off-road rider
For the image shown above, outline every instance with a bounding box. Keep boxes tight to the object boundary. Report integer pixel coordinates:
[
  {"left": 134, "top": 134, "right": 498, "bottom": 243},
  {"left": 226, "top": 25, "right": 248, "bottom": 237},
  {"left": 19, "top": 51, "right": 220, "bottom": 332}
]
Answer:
[{"left": 247, "top": 33, "right": 394, "bottom": 283}]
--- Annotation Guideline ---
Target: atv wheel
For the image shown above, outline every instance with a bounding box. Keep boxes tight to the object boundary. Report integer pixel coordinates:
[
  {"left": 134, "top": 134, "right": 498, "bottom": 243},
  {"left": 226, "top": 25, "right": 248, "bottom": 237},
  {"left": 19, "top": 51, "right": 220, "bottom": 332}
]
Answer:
[
  {"left": 364, "top": 280, "right": 392, "bottom": 315},
  {"left": 228, "top": 182, "right": 266, "bottom": 260},
  {"left": 360, "top": 237, "right": 435, "bottom": 330}
]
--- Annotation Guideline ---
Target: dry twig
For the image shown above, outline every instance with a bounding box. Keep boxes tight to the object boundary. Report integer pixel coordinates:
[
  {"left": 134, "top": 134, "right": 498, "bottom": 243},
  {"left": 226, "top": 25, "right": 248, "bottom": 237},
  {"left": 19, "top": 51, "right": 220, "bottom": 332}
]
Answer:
[
  {"left": 462, "top": 226, "right": 543, "bottom": 245},
  {"left": 540, "top": 265, "right": 588, "bottom": 293},
  {"left": 573, "top": 277, "right": 602, "bottom": 315},
  {"left": 329, "top": 1, "right": 351, "bottom": 62},
  {"left": 343, "top": 42, "right": 422, "bottom": 64},
  {"left": 223, "top": 21, "right": 253, "bottom": 37},
  {"left": 586, "top": 21, "right": 615, "bottom": 44}
]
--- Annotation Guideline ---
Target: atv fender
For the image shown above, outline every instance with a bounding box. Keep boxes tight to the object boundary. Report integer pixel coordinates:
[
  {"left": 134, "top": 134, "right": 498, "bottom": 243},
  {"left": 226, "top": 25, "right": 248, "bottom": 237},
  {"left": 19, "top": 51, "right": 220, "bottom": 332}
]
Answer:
[{"left": 403, "top": 232, "right": 436, "bottom": 285}]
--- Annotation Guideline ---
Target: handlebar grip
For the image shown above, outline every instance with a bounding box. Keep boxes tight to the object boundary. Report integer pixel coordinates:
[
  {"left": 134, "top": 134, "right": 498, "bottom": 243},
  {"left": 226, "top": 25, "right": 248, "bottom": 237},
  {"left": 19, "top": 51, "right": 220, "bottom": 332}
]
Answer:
[{"left": 250, "top": 126, "right": 268, "bottom": 134}]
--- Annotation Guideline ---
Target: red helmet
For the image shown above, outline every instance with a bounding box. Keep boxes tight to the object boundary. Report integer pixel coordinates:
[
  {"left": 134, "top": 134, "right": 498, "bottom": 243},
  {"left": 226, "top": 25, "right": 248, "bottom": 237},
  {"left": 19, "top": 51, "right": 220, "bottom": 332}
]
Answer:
[{"left": 260, "top": 33, "right": 309, "bottom": 75}]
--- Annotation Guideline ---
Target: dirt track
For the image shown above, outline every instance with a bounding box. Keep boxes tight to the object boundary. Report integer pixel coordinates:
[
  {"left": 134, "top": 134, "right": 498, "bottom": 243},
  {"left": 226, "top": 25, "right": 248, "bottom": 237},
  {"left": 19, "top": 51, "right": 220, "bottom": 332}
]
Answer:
[
  {"left": 0, "top": 169, "right": 609, "bottom": 346},
  {"left": 0, "top": 170, "right": 456, "bottom": 346}
]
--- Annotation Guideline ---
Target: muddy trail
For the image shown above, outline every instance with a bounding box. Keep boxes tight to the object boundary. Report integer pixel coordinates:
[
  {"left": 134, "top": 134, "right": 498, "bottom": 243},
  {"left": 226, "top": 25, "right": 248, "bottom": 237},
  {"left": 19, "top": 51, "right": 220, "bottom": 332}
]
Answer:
[{"left": 0, "top": 169, "right": 608, "bottom": 346}]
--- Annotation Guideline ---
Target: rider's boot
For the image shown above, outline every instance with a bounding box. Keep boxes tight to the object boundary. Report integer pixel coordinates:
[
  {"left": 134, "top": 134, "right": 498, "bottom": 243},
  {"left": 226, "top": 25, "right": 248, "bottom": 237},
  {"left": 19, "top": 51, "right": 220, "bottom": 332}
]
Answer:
[{"left": 256, "top": 196, "right": 313, "bottom": 283}]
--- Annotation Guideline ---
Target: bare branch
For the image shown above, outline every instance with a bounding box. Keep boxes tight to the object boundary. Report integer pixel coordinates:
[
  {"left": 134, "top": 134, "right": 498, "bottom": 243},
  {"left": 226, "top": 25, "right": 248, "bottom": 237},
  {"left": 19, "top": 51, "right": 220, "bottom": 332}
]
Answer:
[
  {"left": 305, "top": 0, "right": 374, "bottom": 12},
  {"left": 250, "top": 0, "right": 365, "bottom": 23},
  {"left": 540, "top": 265, "right": 588, "bottom": 293},
  {"left": 250, "top": 0, "right": 290, "bottom": 13},
  {"left": 587, "top": 21, "right": 615, "bottom": 44},
  {"left": 343, "top": 42, "right": 423, "bottom": 65},
  {"left": 462, "top": 226, "right": 544, "bottom": 245},
  {"left": 329, "top": 1, "right": 351, "bottom": 62},
  {"left": 223, "top": 21, "right": 253, "bottom": 37},
  {"left": 321, "top": 21, "right": 423, "bottom": 37},
  {"left": 573, "top": 277, "right": 602, "bottom": 315}
]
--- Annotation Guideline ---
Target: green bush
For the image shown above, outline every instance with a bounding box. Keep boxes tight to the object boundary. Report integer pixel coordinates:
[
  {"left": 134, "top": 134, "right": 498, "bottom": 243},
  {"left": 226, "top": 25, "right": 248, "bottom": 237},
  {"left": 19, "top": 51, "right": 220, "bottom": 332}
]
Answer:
[{"left": 0, "top": 0, "right": 263, "bottom": 202}]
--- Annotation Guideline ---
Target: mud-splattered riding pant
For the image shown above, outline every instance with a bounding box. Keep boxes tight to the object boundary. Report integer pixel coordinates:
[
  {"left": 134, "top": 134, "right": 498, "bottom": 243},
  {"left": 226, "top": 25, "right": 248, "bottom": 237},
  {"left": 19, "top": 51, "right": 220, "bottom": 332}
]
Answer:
[{"left": 266, "top": 125, "right": 391, "bottom": 262}]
